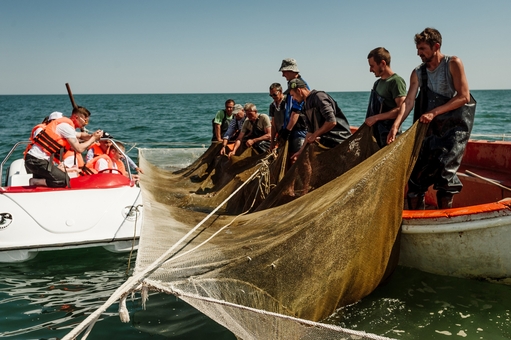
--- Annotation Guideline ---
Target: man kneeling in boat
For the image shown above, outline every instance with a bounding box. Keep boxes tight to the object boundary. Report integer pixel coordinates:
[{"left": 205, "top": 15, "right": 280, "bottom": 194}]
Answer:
[
  {"left": 24, "top": 107, "right": 103, "bottom": 187},
  {"left": 227, "top": 103, "right": 271, "bottom": 158},
  {"left": 288, "top": 78, "right": 352, "bottom": 162}
]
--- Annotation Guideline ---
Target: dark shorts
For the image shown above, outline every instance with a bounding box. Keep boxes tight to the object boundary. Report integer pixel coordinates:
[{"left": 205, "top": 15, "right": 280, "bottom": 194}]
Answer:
[{"left": 24, "top": 154, "right": 69, "bottom": 188}]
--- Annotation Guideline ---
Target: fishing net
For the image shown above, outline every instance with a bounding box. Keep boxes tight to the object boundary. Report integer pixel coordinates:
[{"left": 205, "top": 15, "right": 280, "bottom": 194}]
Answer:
[{"left": 63, "top": 122, "right": 426, "bottom": 340}]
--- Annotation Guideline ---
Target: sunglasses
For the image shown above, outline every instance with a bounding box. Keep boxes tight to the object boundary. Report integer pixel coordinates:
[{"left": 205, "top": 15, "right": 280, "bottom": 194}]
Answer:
[
  {"left": 78, "top": 114, "right": 89, "bottom": 125},
  {"left": 269, "top": 92, "right": 279, "bottom": 98}
]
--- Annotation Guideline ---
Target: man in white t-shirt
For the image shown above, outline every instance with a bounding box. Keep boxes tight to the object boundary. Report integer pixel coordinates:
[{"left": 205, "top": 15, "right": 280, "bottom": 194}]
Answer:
[{"left": 24, "top": 106, "right": 103, "bottom": 187}]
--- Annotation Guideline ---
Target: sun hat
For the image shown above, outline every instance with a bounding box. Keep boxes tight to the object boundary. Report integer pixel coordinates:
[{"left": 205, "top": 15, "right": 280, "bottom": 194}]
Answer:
[
  {"left": 232, "top": 104, "right": 243, "bottom": 115},
  {"left": 48, "top": 111, "right": 63, "bottom": 121},
  {"left": 279, "top": 58, "right": 300, "bottom": 73}
]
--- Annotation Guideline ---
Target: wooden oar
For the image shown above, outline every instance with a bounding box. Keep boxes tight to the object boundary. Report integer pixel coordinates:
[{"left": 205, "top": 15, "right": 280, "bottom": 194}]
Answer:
[
  {"left": 465, "top": 170, "right": 511, "bottom": 192},
  {"left": 65, "top": 83, "right": 89, "bottom": 132},
  {"left": 65, "top": 83, "right": 78, "bottom": 109}
]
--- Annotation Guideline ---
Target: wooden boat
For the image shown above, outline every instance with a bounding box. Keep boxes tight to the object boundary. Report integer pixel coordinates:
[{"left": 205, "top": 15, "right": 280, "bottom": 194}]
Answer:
[
  {"left": 0, "top": 141, "right": 143, "bottom": 263},
  {"left": 399, "top": 138, "right": 511, "bottom": 282}
]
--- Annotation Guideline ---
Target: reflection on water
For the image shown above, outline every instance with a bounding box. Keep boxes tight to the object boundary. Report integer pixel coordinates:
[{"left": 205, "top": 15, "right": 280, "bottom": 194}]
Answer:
[
  {"left": 327, "top": 266, "right": 511, "bottom": 340},
  {"left": 2, "top": 239, "right": 511, "bottom": 339},
  {"left": 0, "top": 248, "right": 132, "bottom": 338},
  {"left": 0, "top": 247, "right": 232, "bottom": 339}
]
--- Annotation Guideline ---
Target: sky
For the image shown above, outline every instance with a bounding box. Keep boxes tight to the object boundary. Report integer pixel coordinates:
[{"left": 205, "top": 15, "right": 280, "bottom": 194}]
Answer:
[{"left": 1, "top": 0, "right": 510, "bottom": 94}]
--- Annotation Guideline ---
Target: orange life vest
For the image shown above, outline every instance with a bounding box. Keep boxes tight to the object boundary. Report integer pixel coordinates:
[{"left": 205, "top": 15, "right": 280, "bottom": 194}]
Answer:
[
  {"left": 32, "top": 117, "right": 75, "bottom": 161},
  {"left": 112, "top": 158, "right": 127, "bottom": 177},
  {"left": 89, "top": 143, "right": 105, "bottom": 157},
  {"left": 63, "top": 150, "right": 85, "bottom": 167},
  {"left": 85, "top": 154, "right": 127, "bottom": 177},
  {"left": 24, "top": 123, "right": 47, "bottom": 156},
  {"left": 85, "top": 154, "right": 112, "bottom": 174}
]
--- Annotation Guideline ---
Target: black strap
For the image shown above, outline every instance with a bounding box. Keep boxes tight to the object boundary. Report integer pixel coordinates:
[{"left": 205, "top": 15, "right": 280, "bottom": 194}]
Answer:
[
  {"left": 414, "top": 64, "right": 429, "bottom": 122},
  {"left": 33, "top": 130, "right": 65, "bottom": 155},
  {"left": 80, "top": 165, "right": 95, "bottom": 176},
  {"left": 420, "top": 64, "right": 428, "bottom": 88}
]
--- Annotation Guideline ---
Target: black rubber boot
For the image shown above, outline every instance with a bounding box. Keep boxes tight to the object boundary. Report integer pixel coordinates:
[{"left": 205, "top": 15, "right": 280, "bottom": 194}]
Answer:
[
  {"left": 436, "top": 191, "right": 454, "bottom": 209},
  {"left": 406, "top": 193, "right": 425, "bottom": 210}
]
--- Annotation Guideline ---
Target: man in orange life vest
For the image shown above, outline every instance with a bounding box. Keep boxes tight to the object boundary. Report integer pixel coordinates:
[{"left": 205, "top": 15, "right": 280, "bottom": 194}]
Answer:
[
  {"left": 86, "top": 142, "right": 126, "bottom": 175},
  {"left": 24, "top": 106, "right": 103, "bottom": 187}
]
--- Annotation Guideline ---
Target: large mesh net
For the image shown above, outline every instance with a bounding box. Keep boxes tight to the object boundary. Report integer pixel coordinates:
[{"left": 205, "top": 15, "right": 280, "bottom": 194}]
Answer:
[
  {"left": 63, "top": 122, "right": 426, "bottom": 340},
  {"left": 130, "top": 122, "right": 425, "bottom": 339}
]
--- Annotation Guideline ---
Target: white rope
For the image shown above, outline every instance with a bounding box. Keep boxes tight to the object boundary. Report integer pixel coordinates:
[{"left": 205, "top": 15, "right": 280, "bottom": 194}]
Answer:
[
  {"left": 150, "top": 155, "right": 273, "bottom": 271},
  {"left": 125, "top": 204, "right": 142, "bottom": 275},
  {"left": 143, "top": 280, "right": 394, "bottom": 340},
  {"left": 62, "top": 158, "right": 268, "bottom": 340}
]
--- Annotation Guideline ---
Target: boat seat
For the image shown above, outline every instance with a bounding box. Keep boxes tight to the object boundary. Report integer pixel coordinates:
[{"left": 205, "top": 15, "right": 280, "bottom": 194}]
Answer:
[{"left": 7, "top": 159, "right": 32, "bottom": 187}]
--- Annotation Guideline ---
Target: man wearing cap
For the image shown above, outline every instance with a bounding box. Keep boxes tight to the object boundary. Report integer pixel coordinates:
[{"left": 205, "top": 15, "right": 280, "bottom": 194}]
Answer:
[
  {"left": 29, "top": 111, "right": 63, "bottom": 139},
  {"left": 228, "top": 103, "right": 271, "bottom": 158},
  {"left": 212, "top": 99, "right": 236, "bottom": 142},
  {"left": 24, "top": 106, "right": 103, "bottom": 187},
  {"left": 278, "top": 58, "right": 308, "bottom": 156},
  {"left": 287, "top": 78, "right": 352, "bottom": 162},
  {"left": 220, "top": 104, "right": 246, "bottom": 155}
]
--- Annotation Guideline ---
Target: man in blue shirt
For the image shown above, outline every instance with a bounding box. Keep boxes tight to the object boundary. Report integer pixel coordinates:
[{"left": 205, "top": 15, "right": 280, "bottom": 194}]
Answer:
[{"left": 278, "top": 58, "right": 308, "bottom": 161}]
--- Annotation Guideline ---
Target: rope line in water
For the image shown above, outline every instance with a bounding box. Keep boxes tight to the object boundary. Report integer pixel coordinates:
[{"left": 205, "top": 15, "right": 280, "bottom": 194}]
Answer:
[{"left": 62, "top": 153, "right": 273, "bottom": 340}]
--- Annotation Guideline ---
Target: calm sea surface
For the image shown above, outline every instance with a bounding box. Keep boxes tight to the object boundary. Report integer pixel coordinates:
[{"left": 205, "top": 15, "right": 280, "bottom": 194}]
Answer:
[{"left": 0, "top": 91, "right": 510, "bottom": 339}]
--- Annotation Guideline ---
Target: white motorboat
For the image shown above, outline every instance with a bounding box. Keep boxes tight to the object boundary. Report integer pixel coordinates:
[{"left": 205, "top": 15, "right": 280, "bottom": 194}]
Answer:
[{"left": 0, "top": 141, "right": 143, "bottom": 263}]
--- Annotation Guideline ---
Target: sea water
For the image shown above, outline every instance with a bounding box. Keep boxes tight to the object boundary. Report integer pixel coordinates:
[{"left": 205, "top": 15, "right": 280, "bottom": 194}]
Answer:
[{"left": 0, "top": 91, "right": 510, "bottom": 339}]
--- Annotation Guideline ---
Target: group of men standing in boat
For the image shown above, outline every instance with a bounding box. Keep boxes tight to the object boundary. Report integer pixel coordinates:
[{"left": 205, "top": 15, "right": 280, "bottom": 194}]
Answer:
[{"left": 212, "top": 27, "right": 475, "bottom": 210}]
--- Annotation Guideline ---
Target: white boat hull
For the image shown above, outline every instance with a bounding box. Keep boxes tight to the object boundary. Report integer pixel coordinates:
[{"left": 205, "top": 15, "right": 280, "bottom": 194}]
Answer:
[
  {"left": 0, "top": 160, "right": 143, "bottom": 262},
  {"left": 0, "top": 186, "right": 142, "bottom": 262},
  {"left": 399, "top": 201, "right": 511, "bottom": 282}
]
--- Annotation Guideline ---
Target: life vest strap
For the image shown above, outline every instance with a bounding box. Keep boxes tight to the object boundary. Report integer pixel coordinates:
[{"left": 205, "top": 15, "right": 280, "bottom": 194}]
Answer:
[
  {"left": 33, "top": 130, "right": 65, "bottom": 155},
  {"left": 80, "top": 165, "right": 96, "bottom": 176}
]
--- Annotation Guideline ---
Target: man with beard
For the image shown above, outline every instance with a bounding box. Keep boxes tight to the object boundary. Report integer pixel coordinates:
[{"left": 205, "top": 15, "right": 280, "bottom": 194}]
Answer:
[{"left": 387, "top": 27, "right": 475, "bottom": 209}]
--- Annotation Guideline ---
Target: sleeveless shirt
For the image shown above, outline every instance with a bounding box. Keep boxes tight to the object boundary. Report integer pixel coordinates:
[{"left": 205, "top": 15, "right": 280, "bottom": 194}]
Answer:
[{"left": 416, "top": 55, "right": 455, "bottom": 98}]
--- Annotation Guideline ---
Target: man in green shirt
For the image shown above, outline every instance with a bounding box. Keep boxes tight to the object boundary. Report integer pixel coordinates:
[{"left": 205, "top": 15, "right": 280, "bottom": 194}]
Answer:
[
  {"left": 212, "top": 99, "right": 235, "bottom": 141},
  {"left": 365, "top": 47, "right": 406, "bottom": 147}
]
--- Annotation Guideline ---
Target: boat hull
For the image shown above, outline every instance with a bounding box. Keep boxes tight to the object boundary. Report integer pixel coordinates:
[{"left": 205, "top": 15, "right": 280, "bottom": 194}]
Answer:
[
  {"left": 399, "top": 139, "right": 511, "bottom": 282},
  {"left": 0, "top": 176, "right": 143, "bottom": 263},
  {"left": 400, "top": 200, "right": 511, "bottom": 282}
]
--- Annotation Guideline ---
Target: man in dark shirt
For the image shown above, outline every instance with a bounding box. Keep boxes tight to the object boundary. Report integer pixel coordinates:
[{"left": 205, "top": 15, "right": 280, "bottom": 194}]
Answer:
[{"left": 287, "top": 78, "right": 351, "bottom": 162}]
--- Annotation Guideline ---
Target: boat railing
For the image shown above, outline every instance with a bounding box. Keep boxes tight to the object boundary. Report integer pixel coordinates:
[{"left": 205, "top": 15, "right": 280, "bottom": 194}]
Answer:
[
  {"left": 108, "top": 139, "right": 134, "bottom": 181},
  {"left": 0, "top": 141, "right": 29, "bottom": 187},
  {"left": 470, "top": 133, "right": 511, "bottom": 141},
  {"left": 1, "top": 139, "right": 135, "bottom": 187}
]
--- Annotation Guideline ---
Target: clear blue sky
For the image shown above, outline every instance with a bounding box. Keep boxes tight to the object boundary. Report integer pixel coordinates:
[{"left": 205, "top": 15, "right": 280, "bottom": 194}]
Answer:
[{"left": 1, "top": 0, "right": 510, "bottom": 94}]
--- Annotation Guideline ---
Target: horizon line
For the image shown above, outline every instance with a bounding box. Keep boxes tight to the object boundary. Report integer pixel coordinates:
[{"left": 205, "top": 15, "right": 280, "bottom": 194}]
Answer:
[{"left": 1, "top": 88, "right": 509, "bottom": 96}]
